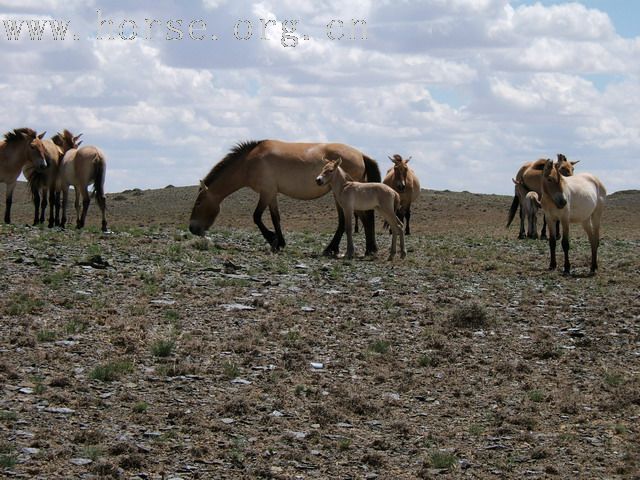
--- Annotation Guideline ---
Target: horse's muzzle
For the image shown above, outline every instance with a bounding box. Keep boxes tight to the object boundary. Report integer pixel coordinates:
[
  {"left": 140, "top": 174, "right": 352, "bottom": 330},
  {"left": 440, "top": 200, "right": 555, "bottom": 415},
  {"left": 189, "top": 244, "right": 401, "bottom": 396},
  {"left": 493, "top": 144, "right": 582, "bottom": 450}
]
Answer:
[
  {"left": 554, "top": 194, "right": 567, "bottom": 209},
  {"left": 189, "top": 222, "right": 205, "bottom": 237},
  {"left": 315, "top": 177, "right": 324, "bottom": 186},
  {"left": 396, "top": 183, "right": 406, "bottom": 192}
]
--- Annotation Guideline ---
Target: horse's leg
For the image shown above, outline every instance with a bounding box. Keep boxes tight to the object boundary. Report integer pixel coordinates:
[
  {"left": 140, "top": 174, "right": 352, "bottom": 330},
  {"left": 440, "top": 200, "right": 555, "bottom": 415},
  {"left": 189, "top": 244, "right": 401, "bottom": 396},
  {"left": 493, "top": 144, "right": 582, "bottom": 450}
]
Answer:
[
  {"left": 323, "top": 201, "right": 345, "bottom": 257},
  {"left": 518, "top": 198, "right": 526, "bottom": 239},
  {"left": 73, "top": 188, "right": 81, "bottom": 227},
  {"left": 32, "top": 188, "right": 41, "bottom": 226},
  {"left": 354, "top": 213, "right": 359, "bottom": 234},
  {"left": 531, "top": 210, "right": 538, "bottom": 240},
  {"left": 47, "top": 188, "right": 56, "bottom": 228},
  {"left": 40, "top": 188, "right": 48, "bottom": 224},
  {"left": 96, "top": 190, "right": 107, "bottom": 232},
  {"left": 405, "top": 205, "right": 411, "bottom": 235},
  {"left": 540, "top": 214, "right": 548, "bottom": 240},
  {"left": 253, "top": 196, "right": 277, "bottom": 248},
  {"left": 78, "top": 187, "right": 90, "bottom": 229},
  {"left": 60, "top": 187, "right": 68, "bottom": 229},
  {"left": 362, "top": 209, "right": 378, "bottom": 256},
  {"left": 344, "top": 206, "right": 355, "bottom": 260},
  {"left": 561, "top": 219, "right": 571, "bottom": 275},
  {"left": 547, "top": 220, "right": 557, "bottom": 271},
  {"left": 268, "top": 198, "right": 286, "bottom": 252},
  {"left": 556, "top": 220, "right": 562, "bottom": 240},
  {"left": 581, "top": 219, "right": 597, "bottom": 274},
  {"left": 4, "top": 182, "right": 15, "bottom": 224},
  {"left": 54, "top": 191, "right": 61, "bottom": 226}
]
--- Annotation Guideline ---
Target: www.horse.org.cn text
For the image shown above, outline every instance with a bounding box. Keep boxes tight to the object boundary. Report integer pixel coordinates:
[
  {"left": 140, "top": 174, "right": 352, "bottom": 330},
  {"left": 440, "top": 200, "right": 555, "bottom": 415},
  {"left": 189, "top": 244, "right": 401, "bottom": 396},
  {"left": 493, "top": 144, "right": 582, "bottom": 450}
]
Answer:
[{"left": 1, "top": 10, "right": 368, "bottom": 47}]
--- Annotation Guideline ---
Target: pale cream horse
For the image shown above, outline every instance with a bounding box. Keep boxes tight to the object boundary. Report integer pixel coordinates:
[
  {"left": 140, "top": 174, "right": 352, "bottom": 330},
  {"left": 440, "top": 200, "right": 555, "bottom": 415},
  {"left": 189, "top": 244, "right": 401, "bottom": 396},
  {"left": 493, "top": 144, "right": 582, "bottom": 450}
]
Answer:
[
  {"left": 0, "top": 128, "right": 49, "bottom": 224},
  {"left": 537, "top": 159, "right": 606, "bottom": 275},
  {"left": 58, "top": 141, "right": 108, "bottom": 232},
  {"left": 316, "top": 157, "right": 406, "bottom": 260}
]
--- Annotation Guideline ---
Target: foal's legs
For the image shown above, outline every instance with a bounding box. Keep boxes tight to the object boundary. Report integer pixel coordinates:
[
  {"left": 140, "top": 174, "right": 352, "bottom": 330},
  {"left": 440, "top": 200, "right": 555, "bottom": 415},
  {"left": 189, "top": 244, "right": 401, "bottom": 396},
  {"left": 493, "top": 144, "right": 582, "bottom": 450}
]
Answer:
[
  {"left": 47, "top": 188, "right": 57, "bottom": 228},
  {"left": 379, "top": 208, "right": 405, "bottom": 260},
  {"left": 60, "top": 186, "right": 69, "bottom": 229},
  {"left": 404, "top": 205, "right": 412, "bottom": 235},
  {"left": 540, "top": 214, "right": 548, "bottom": 240},
  {"left": 324, "top": 201, "right": 345, "bottom": 257}
]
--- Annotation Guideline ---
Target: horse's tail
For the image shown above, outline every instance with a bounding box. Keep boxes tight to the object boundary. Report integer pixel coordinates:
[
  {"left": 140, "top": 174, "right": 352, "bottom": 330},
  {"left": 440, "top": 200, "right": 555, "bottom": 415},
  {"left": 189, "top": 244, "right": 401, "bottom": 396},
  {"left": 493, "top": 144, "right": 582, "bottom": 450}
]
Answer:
[
  {"left": 506, "top": 192, "right": 519, "bottom": 228},
  {"left": 363, "top": 154, "right": 381, "bottom": 183},
  {"left": 92, "top": 153, "right": 107, "bottom": 210},
  {"left": 27, "top": 170, "right": 47, "bottom": 199}
]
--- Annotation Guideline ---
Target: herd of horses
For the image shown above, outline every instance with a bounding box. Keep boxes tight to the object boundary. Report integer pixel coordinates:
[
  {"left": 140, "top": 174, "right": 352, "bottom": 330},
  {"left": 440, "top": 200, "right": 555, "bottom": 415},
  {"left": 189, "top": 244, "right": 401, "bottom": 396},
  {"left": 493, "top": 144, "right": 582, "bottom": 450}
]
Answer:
[
  {"left": 0, "top": 128, "right": 108, "bottom": 232},
  {"left": 1, "top": 132, "right": 606, "bottom": 274}
]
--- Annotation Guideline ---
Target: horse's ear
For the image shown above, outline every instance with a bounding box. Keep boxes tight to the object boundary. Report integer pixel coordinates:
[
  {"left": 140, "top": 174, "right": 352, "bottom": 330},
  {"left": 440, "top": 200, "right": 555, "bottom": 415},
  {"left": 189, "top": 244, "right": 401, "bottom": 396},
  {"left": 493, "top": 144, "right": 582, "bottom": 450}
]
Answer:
[
  {"left": 37, "top": 131, "right": 46, "bottom": 140},
  {"left": 77, "top": 140, "right": 83, "bottom": 147},
  {"left": 335, "top": 157, "right": 343, "bottom": 168},
  {"left": 543, "top": 159, "right": 553, "bottom": 176},
  {"left": 405, "top": 156, "right": 412, "bottom": 163},
  {"left": 557, "top": 153, "right": 566, "bottom": 163},
  {"left": 571, "top": 160, "right": 579, "bottom": 166},
  {"left": 512, "top": 178, "right": 520, "bottom": 185},
  {"left": 73, "top": 133, "right": 83, "bottom": 142},
  {"left": 388, "top": 156, "right": 395, "bottom": 163},
  {"left": 199, "top": 180, "right": 209, "bottom": 192}
]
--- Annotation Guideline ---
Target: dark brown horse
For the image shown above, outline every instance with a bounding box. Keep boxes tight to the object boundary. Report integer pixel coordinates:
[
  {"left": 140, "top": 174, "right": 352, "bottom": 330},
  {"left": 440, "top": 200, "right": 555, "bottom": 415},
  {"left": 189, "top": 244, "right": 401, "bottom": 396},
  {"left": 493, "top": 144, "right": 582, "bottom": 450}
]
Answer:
[
  {"left": 0, "top": 128, "right": 49, "bottom": 224},
  {"left": 189, "top": 140, "right": 381, "bottom": 256},
  {"left": 383, "top": 154, "right": 421, "bottom": 235}
]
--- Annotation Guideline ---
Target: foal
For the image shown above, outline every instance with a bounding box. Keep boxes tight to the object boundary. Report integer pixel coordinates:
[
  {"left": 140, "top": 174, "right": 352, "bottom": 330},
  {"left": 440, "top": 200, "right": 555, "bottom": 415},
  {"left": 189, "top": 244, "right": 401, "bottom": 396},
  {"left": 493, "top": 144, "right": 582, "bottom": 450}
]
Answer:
[
  {"left": 538, "top": 159, "right": 606, "bottom": 274},
  {"left": 512, "top": 179, "right": 540, "bottom": 239},
  {"left": 316, "top": 158, "right": 406, "bottom": 260}
]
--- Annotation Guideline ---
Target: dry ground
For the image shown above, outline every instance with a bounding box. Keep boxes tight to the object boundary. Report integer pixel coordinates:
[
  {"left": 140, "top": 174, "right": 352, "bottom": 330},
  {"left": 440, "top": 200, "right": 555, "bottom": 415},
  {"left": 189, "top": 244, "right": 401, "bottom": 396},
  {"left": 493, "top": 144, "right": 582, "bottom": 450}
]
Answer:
[{"left": 1, "top": 182, "right": 639, "bottom": 479}]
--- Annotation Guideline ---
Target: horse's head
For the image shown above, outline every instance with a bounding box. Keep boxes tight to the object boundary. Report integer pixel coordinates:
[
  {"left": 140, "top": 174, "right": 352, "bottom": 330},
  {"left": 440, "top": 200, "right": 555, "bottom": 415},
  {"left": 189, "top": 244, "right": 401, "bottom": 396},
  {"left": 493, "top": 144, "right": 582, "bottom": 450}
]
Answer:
[
  {"left": 556, "top": 154, "right": 579, "bottom": 177},
  {"left": 189, "top": 179, "right": 220, "bottom": 236},
  {"left": 542, "top": 159, "right": 567, "bottom": 209},
  {"left": 316, "top": 157, "right": 342, "bottom": 186},
  {"left": 27, "top": 131, "right": 49, "bottom": 171},
  {"left": 52, "top": 130, "right": 83, "bottom": 154},
  {"left": 389, "top": 154, "right": 411, "bottom": 192}
]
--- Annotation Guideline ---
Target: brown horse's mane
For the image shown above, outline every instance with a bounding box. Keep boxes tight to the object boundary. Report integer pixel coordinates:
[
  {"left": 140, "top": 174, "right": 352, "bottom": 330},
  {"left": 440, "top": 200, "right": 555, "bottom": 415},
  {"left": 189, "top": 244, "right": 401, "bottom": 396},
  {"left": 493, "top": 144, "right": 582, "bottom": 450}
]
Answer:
[
  {"left": 51, "top": 129, "right": 77, "bottom": 150},
  {"left": 3, "top": 127, "right": 37, "bottom": 143},
  {"left": 203, "top": 140, "right": 264, "bottom": 185}
]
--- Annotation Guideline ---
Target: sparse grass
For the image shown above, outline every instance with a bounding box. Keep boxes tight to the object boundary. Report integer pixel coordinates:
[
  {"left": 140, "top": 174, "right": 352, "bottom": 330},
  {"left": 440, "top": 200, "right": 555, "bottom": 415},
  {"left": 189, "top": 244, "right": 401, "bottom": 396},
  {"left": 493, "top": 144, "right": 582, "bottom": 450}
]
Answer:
[
  {"left": 418, "top": 354, "right": 434, "bottom": 368},
  {"left": 42, "top": 268, "right": 72, "bottom": 287},
  {"left": 528, "top": 390, "right": 545, "bottom": 403},
  {"left": 337, "top": 438, "right": 351, "bottom": 451},
  {"left": 36, "top": 329, "right": 57, "bottom": 342},
  {"left": 449, "top": 302, "right": 489, "bottom": 329},
  {"left": 133, "top": 402, "right": 149, "bottom": 413},
  {"left": 151, "top": 339, "right": 175, "bottom": 358},
  {"left": 164, "top": 309, "right": 179, "bottom": 322},
  {"left": 6, "top": 293, "right": 44, "bottom": 316},
  {"left": 65, "top": 319, "right": 88, "bottom": 335},
  {"left": 428, "top": 451, "right": 457, "bottom": 470},
  {"left": 0, "top": 411, "right": 17, "bottom": 422},
  {"left": 222, "top": 361, "right": 240, "bottom": 379},
  {"left": 469, "top": 424, "right": 484, "bottom": 436},
  {"left": 82, "top": 445, "right": 103, "bottom": 461},
  {"left": 0, "top": 454, "right": 17, "bottom": 469},
  {"left": 90, "top": 360, "right": 134, "bottom": 382},
  {"left": 369, "top": 339, "right": 391, "bottom": 355},
  {"left": 604, "top": 372, "right": 624, "bottom": 387}
]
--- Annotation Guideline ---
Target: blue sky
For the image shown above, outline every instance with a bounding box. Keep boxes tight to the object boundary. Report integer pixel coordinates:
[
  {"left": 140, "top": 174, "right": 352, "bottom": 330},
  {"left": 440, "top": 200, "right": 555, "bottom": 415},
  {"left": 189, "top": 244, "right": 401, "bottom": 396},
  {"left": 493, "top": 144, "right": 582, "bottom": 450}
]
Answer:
[{"left": 0, "top": 1, "right": 638, "bottom": 194}]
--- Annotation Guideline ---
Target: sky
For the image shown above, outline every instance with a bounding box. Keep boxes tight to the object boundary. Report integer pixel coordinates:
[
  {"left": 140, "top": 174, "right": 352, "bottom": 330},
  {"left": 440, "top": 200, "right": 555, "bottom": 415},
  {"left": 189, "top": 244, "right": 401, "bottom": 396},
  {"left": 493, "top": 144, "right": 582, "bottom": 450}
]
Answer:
[{"left": 0, "top": 0, "right": 638, "bottom": 194}]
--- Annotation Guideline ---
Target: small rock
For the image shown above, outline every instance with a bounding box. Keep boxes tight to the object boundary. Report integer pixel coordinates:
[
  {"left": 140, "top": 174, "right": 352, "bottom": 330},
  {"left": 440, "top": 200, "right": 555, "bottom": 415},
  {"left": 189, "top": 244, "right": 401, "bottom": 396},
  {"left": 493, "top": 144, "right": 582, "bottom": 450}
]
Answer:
[
  {"left": 70, "top": 458, "right": 93, "bottom": 466},
  {"left": 337, "top": 422, "right": 353, "bottom": 428},
  {"left": 369, "top": 277, "right": 382, "bottom": 284},
  {"left": 19, "top": 387, "right": 34, "bottom": 394},
  {"left": 221, "top": 303, "right": 255, "bottom": 312},
  {"left": 270, "top": 410, "right": 285, "bottom": 417},
  {"left": 22, "top": 447, "right": 40, "bottom": 455},
  {"left": 45, "top": 407, "right": 75, "bottom": 414},
  {"left": 221, "top": 418, "right": 235, "bottom": 424},
  {"left": 310, "top": 362, "right": 324, "bottom": 370},
  {"left": 231, "top": 378, "right": 252, "bottom": 385},
  {"left": 150, "top": 299, "right": 176, "bottom": 306},
  {"left": 301, "top": 306, "right": 316, "bottom": 312},
  {"left": 372, "top": 289, "right": 386, "bottom": 297},
  {"left": 295, "top": 263, "right": 310, "bottom": 270}
]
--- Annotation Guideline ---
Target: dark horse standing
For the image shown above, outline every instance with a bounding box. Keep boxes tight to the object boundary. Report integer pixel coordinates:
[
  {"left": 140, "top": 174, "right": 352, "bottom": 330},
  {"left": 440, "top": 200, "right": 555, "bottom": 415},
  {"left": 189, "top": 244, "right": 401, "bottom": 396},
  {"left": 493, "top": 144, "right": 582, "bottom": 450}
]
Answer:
[{"left": 189, "top": 140, "right": 381, "bottom": 256}]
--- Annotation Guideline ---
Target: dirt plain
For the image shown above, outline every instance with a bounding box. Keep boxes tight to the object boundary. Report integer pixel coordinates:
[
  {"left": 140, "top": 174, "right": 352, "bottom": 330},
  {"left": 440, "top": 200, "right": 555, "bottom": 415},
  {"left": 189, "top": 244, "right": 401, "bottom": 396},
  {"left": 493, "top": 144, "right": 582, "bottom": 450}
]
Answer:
[{"left": 0, "top": 181, "right": 639, "bottom": 479}]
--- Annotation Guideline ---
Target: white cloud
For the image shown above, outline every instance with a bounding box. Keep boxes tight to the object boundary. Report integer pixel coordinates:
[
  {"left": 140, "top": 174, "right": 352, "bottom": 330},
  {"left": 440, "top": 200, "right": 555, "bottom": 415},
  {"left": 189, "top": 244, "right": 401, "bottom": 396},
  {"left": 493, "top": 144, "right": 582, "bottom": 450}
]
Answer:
[{"left": 0, "top": 1, "right": 638, "bottom": 194}]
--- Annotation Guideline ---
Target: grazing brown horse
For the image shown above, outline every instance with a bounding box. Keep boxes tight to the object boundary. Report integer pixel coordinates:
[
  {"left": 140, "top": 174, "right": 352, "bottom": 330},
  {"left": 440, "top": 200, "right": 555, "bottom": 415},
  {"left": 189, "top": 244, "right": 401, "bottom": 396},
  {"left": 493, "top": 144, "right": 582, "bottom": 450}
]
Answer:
[
  {"left": 59, "top": 141, "right": 108, "bottom": 232},
  {"left": 507, "top": 154, "right": 578, "bottom": 239},
  {"left": 383, "top": 154, "right": 420, "bottom": 235},
  {"left": 23, "top": 130, "right": 82, "bottom": 227},
  {"left": 537, "top": 159, "right": 606, "bottom": 275},
  {"left": 316, "top": 157, "right": 405, "bottom": 260},
  {"left": 189, "top": 140, "right": 381, "bottom": 256},
  {"left": 0, "top": 128, "right": 49, "bottom": 224}
]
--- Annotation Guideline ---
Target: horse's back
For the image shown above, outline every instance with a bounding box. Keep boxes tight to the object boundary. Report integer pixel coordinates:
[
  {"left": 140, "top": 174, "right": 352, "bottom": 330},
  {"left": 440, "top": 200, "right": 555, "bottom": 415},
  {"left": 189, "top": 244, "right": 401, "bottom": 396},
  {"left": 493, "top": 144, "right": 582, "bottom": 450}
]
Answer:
[
  {"left": 566, "top": 173, "right": 605, "bottom": 221},
  {"left": 249, "top": 140, "right": 368, "bottom": 200}
]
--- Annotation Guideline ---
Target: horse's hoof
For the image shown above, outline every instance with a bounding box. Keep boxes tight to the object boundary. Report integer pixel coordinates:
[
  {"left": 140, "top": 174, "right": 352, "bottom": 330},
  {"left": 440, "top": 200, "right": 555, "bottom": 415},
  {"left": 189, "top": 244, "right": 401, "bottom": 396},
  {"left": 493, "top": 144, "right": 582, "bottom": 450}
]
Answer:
[{"left": 401, "top": 251, "right": 407, "bottom": 259}]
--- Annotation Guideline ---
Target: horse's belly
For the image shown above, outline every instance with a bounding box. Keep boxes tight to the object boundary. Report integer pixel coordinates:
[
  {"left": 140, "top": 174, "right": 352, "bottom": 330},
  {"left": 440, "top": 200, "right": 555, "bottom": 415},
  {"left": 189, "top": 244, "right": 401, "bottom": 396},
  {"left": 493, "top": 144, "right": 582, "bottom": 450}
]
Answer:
[{"left": 278, "top": 181, "right": 330, "bottom": 200}]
